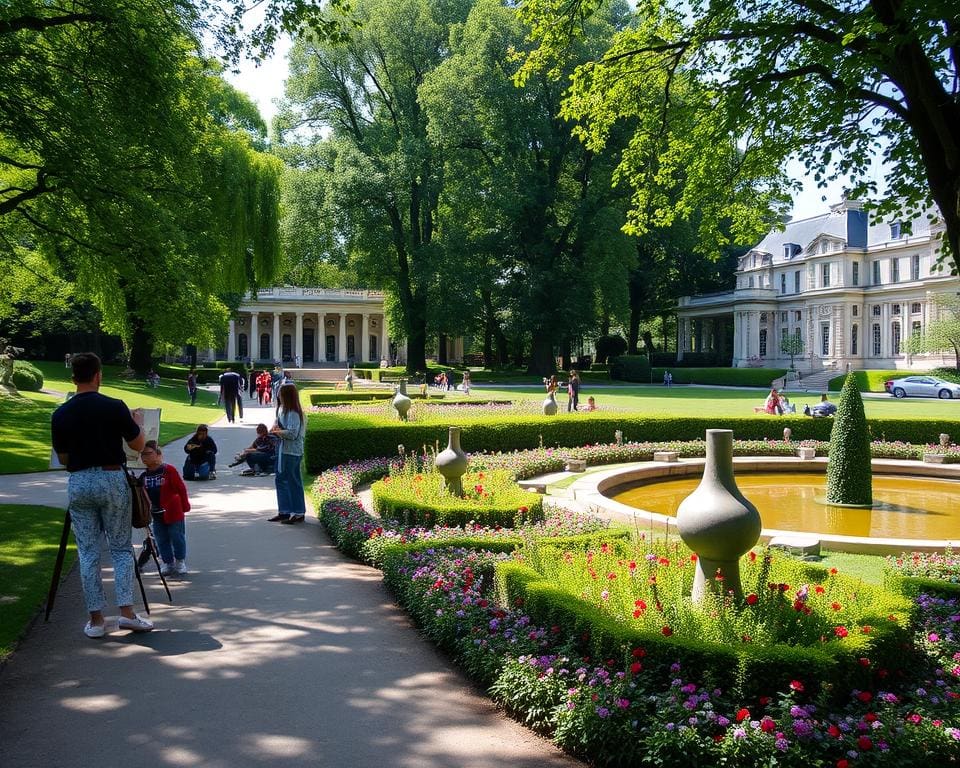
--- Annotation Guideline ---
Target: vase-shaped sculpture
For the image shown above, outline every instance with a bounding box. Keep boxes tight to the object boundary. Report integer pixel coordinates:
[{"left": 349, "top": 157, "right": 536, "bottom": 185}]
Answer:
[
  {"left": 676, "top": 429, "right": 761, "bottom": 603},
  {"left": 542, "top": 391, "right": 558, "bottom": 416},
  {"left": 783, "top": 427, "right": 792, "bottom": 442},
  {"left": 392, "top": 386, "right": 412, "bottom": 421},
  {"left": 435, "top": 426, "right": 468, "bottom": 496}
]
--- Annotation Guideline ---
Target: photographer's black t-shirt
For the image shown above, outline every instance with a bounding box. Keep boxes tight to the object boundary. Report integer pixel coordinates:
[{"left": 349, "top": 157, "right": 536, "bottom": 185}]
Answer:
[{"left": 51, "top": 392, "right": 141, "bottom": 472}]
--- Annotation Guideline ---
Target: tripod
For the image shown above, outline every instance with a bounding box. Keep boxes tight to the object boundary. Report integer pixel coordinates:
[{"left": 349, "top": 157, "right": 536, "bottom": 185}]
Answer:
[{"left": 45, "top": 510, "right": 172, "bottom": 622}]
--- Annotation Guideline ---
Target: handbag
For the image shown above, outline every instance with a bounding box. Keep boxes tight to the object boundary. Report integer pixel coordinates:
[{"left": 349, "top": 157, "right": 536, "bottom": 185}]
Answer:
[{"left": 125, "top": 464, "right": 152, "bottom": 529}]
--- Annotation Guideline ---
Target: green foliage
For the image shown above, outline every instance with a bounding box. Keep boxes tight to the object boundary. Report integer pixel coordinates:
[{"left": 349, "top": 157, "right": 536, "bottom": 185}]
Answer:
[
  {"left": 828, "top": 369, "right": 902, "bottom": 392},
  {"left": 11, "top": 360, "right": 43, "bottom": 391},
  {"left": 826, "top": 374, "right": 873, "bottom": 506},
  {"left": 594, "top": 335, "right": 627, "bottom": 364},
  {"left": 155, "top": 364, "right": 248, "bottom": 384},
  {"left": 609, "top": 355, "right": 651, "bottom": 382},
  {"left": 779, "top": 334, "right": 804, "bottom": 368},
  {"left": 902, "top": 294, "right": 960, "bottom": 368},
  {"left": 371, "top": 470, "right": 543, "bottom": 528},
  {"left": 308, "top": 391, "right": 447, "bottom": 405},
  {"left": 612, "top": 362, "right": 787, "bottom": 387}
]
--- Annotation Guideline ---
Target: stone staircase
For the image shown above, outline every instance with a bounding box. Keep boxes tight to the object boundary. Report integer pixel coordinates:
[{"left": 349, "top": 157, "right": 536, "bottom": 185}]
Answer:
[{"left": 792, "top": 369, "right": 842, "bottom": 393}]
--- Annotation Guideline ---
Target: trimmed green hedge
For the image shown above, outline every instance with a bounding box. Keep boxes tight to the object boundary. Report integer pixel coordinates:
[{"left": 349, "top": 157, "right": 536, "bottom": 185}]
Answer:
[
  {"left": 830, "top": 368, "right": 960, "bottom": 392},
  {"left": 12, "top": 361, "right": 44, "bottom": 392},
  {"left": 494, "top": 556, "right": 912, "bottom": 700},
  {"left": 303, "top": 412, "right": 960, "bottom": 471},
  {"left": 308, "top": 391, "right": 448, "bottom": 405},
  {"left": 156, "top": 363, "right": 250, "bottom": 384},
  {"left": 825, "top": 374, "right": 873, "bottom": 505},
  {"left": 654, "top": 367, "right": 789, "bottom": 387}
]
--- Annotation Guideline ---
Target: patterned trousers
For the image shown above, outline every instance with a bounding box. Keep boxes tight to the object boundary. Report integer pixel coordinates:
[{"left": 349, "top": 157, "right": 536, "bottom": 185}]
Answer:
[{"left": 68, "top": 469, "right": 134, "bottom": 611}]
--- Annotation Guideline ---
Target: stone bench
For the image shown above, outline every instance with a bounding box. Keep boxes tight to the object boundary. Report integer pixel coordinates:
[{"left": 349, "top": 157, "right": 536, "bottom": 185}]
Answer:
[
  {"left": 653, "top": 451, "right": 679, "bottom": 463},
  {"left": 797, "top": 447, "right": 816, "bottom": 460},
  {"left": 768, "top": 535, "right": 821, "bottom": 557},
  {"left": 564, "top": 458, "right": 587, "bottom": 472}
]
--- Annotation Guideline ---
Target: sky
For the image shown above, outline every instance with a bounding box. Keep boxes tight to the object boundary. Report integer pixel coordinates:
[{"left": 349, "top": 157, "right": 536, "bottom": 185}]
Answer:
[{"left": 225, "top": 39, "right": 884, "bottom": 223}]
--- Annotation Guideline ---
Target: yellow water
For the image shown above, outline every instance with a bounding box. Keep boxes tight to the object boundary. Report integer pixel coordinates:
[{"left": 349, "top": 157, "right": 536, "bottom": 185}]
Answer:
[{"left": 611, "top": 473, "right": 960, "bottom": 540}]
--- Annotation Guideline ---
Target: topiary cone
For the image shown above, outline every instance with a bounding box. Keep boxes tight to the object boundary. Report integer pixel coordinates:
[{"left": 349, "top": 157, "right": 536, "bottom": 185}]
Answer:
[{"left": 825, "top": 373, "right": 873, "bottom": 506}]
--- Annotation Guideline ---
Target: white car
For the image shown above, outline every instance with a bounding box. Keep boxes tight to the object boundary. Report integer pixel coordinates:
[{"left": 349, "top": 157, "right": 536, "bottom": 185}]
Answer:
[{"left": 884, "top": 376, "right": 960, "bottom": 399}]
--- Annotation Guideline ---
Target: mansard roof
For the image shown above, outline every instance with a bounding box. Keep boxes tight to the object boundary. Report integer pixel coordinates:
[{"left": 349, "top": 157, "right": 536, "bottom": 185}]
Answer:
[{"left": 749, "top": 210, "right": 848, "bottom": 262}]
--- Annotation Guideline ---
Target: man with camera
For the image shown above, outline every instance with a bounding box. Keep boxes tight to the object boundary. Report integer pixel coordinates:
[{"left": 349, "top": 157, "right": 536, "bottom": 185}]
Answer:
[{"left": 51, "top": 352, "right": 153, "bottom": 637}]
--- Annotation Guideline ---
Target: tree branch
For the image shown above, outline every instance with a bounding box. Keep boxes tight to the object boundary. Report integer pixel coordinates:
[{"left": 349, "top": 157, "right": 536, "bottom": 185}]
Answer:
[{"left": 0, "top": 12, "right": 109, "bottom": 35}]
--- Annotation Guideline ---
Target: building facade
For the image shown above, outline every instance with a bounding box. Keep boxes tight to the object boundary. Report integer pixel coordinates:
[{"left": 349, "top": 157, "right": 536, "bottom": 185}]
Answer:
[{"left": 677, "top": 199, "right": 958, "bottom": 372}]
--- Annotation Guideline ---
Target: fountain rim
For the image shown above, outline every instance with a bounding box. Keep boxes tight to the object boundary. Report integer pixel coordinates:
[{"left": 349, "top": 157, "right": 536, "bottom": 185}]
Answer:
[{"left": 568, "top": 455, "right": 960, "bottom": 555}]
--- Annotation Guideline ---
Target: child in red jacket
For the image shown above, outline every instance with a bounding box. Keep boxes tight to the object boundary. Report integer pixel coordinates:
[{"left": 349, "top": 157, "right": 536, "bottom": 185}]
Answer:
[{"left": 140, "top": 440, "right": 191, "bottom": 576}]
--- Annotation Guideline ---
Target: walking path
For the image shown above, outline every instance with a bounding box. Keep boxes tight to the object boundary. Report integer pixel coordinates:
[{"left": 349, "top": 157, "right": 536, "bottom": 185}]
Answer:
[{"left": 0, "top": 400, "right": 580, "bottom": 768}]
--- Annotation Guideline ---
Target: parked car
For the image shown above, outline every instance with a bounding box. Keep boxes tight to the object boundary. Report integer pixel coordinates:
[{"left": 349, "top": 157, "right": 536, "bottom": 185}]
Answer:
[{"left": 884, "top": 376, "right": 960, "bottom": 399}]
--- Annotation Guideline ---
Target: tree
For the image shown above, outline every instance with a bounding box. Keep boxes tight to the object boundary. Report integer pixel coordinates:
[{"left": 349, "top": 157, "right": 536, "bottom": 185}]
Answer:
[
  {"left": 780, "top": 333, "right": 805, "bottom": 370},
  {"left": 902, "top": 293, "right": 960, "bottom": 370},
  {"left": 518, "top": 0, "right": 960, "bottom": 272},
  {"left": 825, "top": 373, "right": 872, "bottom": 507}
]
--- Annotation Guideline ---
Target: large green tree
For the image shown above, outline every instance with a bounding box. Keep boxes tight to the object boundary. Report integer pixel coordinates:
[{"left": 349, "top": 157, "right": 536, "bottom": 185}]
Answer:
[
  {"left": 903, "top": 293, "right": 960, "bottom": 369},
  {"left": 518, "top": 0, "right": 960, "bottom": 271}
]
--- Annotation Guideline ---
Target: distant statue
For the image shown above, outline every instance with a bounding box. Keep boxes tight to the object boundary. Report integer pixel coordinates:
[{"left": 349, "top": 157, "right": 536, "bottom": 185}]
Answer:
[{"left": 0, "top": 339, "right": 25, "bottom": 391}]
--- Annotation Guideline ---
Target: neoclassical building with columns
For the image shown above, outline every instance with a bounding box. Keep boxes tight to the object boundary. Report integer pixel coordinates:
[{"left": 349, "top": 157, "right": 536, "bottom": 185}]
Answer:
[
  {"left": 676, "top": 198, "right": 958, "bottom": 372},
  {"left": 225, "top": 287, "right": 395, "bottom": 366}
]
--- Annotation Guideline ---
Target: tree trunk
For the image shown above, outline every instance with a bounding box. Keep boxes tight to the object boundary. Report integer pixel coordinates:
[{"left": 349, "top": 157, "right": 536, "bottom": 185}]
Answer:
[
  {"left": 526, "top": 329, "right": 556, "bottom": 376},
  {"left": 512, "top": 335, "right": 525, "bottom": 368},
  {"left": 642, "top": 330, "right": 656, "bottom": 355},
  {"left": 129, "top": 315, "right": 153, "bottom": 376},
  {"left": 483, "top": 321, "right": 493, "bottom": 367},
  {"left": 438, "top": 334, "right": 448, "bottom": 365},
  {"left": 599, "top": 313, "right": 610, "bottom": 337},
  {"left": 560, "top": 336, "right": 571, "bottom": 372}
]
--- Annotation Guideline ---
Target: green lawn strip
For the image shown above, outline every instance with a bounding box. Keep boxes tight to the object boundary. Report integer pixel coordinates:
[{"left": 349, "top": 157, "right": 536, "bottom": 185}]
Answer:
[
  {"left": 815, "top": 550, "right": 887, "bottom": 585},
  {"left": 0, "top": 504, "right": 74, "bottom": 660},
  {"left": 0, "top": 392, "right": 61, "bottom": 473}
]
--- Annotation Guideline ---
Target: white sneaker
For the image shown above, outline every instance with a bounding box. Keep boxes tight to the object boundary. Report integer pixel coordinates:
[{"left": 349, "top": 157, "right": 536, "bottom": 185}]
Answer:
[
  {"left": 160, "top": 562, "right": 174, "bottom": 576},
  {"left": 175, "top": 559, "right": 188, "bottom": 575},
  {"left": 84, "top": 621, "right": 106, "bottom": 638},
  {"left": 118, "top": 614, "right": 154, "bottom": 632}
]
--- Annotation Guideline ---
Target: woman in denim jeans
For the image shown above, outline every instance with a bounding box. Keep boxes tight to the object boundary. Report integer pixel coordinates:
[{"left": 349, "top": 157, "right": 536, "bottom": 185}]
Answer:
[{"left": 268, "top": 383, "right": 306, "bottom": 523}]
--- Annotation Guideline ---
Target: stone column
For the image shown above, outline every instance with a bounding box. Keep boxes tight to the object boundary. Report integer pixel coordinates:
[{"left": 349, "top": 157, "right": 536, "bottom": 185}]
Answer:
[
  {"left": 249, "top": 312, "right": 258, "bottom": 360},
  {"left": 361, "top": 313, "right": 370, "bottom": 362},
  {"left": 731, "top": 313, "right": 742, "bottom": 365},
  {"left": 881, "top": 303, "right": 890, "bottom": 358},
  {"left": 227, "top": 319, "right": 236, "bottom": 361},
  {"left": 338, "top": 312, "right": 347, "bottom": 363},
  {"left": 382, "top": 314, "right": 390, "bottom": 363},
  {"left": 273, "top": 313, "right": 281, "bottom": 362},
  {"left": 295, "top": 312, "right": 303, "bottom": 367},
  {"left": 206, "top": 347, "right": 216, "bottom": 363}
]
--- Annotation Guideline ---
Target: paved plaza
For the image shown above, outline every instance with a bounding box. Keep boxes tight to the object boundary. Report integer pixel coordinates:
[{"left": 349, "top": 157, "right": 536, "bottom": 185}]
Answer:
[{"left": 0, "top": 402, "right": 579, "bottom": 767}]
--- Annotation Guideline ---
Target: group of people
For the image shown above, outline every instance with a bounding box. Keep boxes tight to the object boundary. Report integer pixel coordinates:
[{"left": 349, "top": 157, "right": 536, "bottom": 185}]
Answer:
[
  {"left": 51, "top": 352, "right": 309, "bottom": 639},
  {"left": 755, "top": 388, "right": 836, "bottom": 417},
  {"left": 545, "top": 370, "right": 593, "bottom": 411}
]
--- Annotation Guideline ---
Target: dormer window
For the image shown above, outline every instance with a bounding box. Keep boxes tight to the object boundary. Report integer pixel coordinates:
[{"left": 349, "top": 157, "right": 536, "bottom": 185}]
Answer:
[
  {"left": 820, "top": 240, "right": 829, "bottom": 254},
  {"left": 783, "top": 243, "right": 801, "bottom": 259},
  {"left": 890, "top": 221, "right": 901, "bottom": 240}
]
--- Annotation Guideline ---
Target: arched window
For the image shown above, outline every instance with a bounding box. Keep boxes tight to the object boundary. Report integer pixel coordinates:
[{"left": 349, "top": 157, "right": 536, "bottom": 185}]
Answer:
[
  {"left": 759, "top": 329, "right": 767, "bottom": 357},
  {"left": 259, "top": 333, "right": 271, "bottom": 360},
  {"left": 238, "top": 333, "right": 248, "bottom": 359}
]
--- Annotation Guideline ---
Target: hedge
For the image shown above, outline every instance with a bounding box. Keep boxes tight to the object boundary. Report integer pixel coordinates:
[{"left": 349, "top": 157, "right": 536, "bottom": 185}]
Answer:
[
  {"left": 303, "top": 411, "right": 960, "bottom": 471},
  {"left": 825, "top": 373, "right": 873, "bottom": 505},
  {"left": 494, "top": 556, "right": 911, "bottom": 701},
  {"left": 11, "top": 360, "right": 44, "bottom": 391},
  {"left": 308, "top": 391, "right": 448, "bottom": 405},
  {"left": 156, "top": 363, "right": 250, "bottom": 384},
  {"left": 829, "top": 367, "right": 960, "bottom": 392}
]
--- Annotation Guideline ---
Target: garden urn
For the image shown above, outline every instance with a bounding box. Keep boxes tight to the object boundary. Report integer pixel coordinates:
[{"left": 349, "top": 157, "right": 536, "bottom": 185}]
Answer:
[
  {"left": 392, "top": 386, "right": 412, "bottom": 421},
  {"left": 436, "top": 426, "right": 468, "bottom": 496},
  {"left": 676, "top": 429, "right": 761, "bottom": 603},
  {"left": 783, "top": 427, "right": 792, "bottom": 442},
  {"left": 542, "top": 391, "right": 558, "bottom": 416},
  {"left": 940, "top": 433, "right": 951, "bottom": 448}
]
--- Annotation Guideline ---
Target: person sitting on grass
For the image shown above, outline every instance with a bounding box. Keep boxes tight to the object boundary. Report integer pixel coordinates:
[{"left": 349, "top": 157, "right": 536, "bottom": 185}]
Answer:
[
  {"left": 238, "top": 423, "right": 278, "bottom": 476},
  {"left": 803, "top": 393, "right": 837, "bottom": 417},
  {"left": 183, "top": 424, "right": 217, "bottom": 480},
  {"left": 584, "top": 395, "right": 597, "bottom": 411},
  {"left": 753, "top": 387, "right": 784, "bottom": 415}
]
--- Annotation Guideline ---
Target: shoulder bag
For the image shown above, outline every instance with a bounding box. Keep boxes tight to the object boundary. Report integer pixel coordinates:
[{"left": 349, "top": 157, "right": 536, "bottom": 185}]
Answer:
[{"left": 124, "top": 463, "right": 152, "bottom": 529}]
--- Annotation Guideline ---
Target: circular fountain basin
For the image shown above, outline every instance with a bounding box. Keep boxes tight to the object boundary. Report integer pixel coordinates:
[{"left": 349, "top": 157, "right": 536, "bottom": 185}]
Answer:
[{"left": 569, "top": 457, "right": 960, "bottom": 554}]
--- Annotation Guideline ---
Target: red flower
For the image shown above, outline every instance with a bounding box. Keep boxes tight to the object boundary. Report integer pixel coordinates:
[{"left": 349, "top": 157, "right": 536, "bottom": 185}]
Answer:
[
  {"left": 690, "top": 553, "right": 698, "bottom": 562},
  {"left": 760, "top": 717, "right": 776, "bottom": 733},
  {"left": 746, "top": 593, "right": 759, "bottom": 605},
  {"left": 857, "top": 691, "right": 873, "bottom": 703},
  {"left": 789, "top": 680, "right": 804, "bottom": 692},
  {"left": 834, "top": 626, "right": 849, "bottom": 638},
  {"left": 749, "top": 550, "right": 757, "bottom": 562},
  {"left": 815, "top": 585, "right": 825, "bottom": 594},
  {"left": 630, "top": 662, "right": 643, "bottom": 675},
  {"left": 518, "top": 505, "right": 528, "bottom": 514},
  {"left": 858, "top": 657, "right": 871, "bottom": 667},
  {"left": 607, "top": 572, "right": 617, "bottom": 580},
  {"left": 831, "top": 602, "right": 842, "bottom": 611},
  {"left": 827, "top": 725, "right": 841, "bottom": 738},
  {"left": 628, "top": 561, "right": 637, "bottom": 571},
  {"left": 631, "top": 647, "right": 646, "bottom": 658},
  {"left": 837, "top": 761, "right": 849, "bottom": 768},
  {"left": 857, "top": 735, "right": 873, "bottom": 751},
  {"left": 864, "top": 712, "right": 878, "bottom": 722},
  {"left": 906, "top": 713, "right": 922, "bottom": 724},
  {"left": 758, "top": 696, "right": 771, "bottom": 706},
  {"left": 661, "top": 626, "right": 673, "bottom": 637},
  {"left": 861, "top": 625, "right": 872, "bottom": 634},
  {"left": 829, "top": 567, "right": 838, "bottom": 575},
  {"left": 736, "top": 708, "right": 751, "bottom": 722}
]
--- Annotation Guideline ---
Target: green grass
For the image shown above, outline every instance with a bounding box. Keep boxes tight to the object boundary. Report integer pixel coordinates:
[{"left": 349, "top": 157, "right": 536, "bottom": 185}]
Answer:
[
  {"left": 815, "top": 550, "right": 888, "bottom": 585},
  {"left": 2, "top": 361, "right": 224, "bottom": 474},
  {"left": 0, "top": 504, "right": 75, "bottom": 660}
]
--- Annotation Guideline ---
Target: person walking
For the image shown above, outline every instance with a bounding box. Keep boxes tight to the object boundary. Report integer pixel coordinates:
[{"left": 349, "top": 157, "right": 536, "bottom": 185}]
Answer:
[
  {"left": 268, "top": 383, "right": 307, "bottom": 524},
  {"left": 218, "top": 367, "right": 244, "bottom": 423},
  {"left": 461, "top": 370, "right": 471, "bottom": 396},
  {"left": 248, "top": 368, "right": 258, "bottom": 401},
  {"left": 186, "top": 368, "right": 198, "bottom": 406},
  {"left": 139, "top": 441, "right": 190, "bottom": 576},
  {"left": 50, "top": 352, "right": 153, "bottom": 637}
]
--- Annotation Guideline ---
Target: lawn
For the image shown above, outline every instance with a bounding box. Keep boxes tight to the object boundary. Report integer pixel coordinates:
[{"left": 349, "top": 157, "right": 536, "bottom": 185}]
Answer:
[
  {"left": 0, "top": 504, "right": 74, "bottom": 660},
  {"left": 1, "top": 361, "right": 224, "bottom": 474}
]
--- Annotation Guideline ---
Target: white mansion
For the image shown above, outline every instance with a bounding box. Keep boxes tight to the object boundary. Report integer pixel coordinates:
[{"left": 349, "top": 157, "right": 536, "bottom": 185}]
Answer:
[{"left": 677, "top": 198, "right": 958, "bottom": 372}]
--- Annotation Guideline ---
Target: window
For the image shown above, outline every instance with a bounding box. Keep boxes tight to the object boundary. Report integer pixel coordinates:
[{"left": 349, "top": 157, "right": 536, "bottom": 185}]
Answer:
[
  {"left": 851, "top": 324, "right": 858, "bottom": 355},
  {"left": 872, "top": 305, "right": 881, "bottom": 317},
  {"left": 852, "top": 262, "right": 859, "bottom": 286},
  {"left": 891, "top": 258, "right": 900, "bottom": 282},
  {"left": 892, "top": 323, "right": 901, "bottom": 355},
  {"left": 890, "top": 221, "right": 901, "bottom": 240},
  {"left": 911, "top": 302, "right": 921, "bottom": 314},
  {"left": 780, "top": 273, "right": 786, "bottom": 294},
  {"left": 821, "top": 263, "right": 831, "bottom": 287},
  {"left": 748, "top": 276, "right": 755, "bottom": 288},
  {"left": 794, "top": 270, "right": 801, "bottom": 293},
  {"left": 872, "top": 324, "right": 881, "bottom": 355},
  {"left": 821, "top": 324, "right": 830, "bottom": 356},
  {"left": 794, "top": 310, "right": 802, "bottom": 321},
  {"left": 238, "top": 333, "right": 248, "bottom": 359},
  {"left": 892, "top": 303, "right": 901, "bottom": 315},
  {"left": 759, "top": 329, "right": 767, "bottom": 357},
  {"left": 781, "top": 311, "right": 787, "bottom": 322},
  {"left": 912, "top": 254, "right": 920, "bottom": 280},
  {"left": 852, "top": 305, "right": 859, "bottom": 317},
  {"left": 794, "top": 327, "right": 802, "bottom": 341},
  {"left": 872, "top": 260, "right": 881, "bottom": 284},
  {"left": 820, "top": 240, "right": 829, "bottom": 254},
  {"left": 259, "top": 333, "right": 271, "bottom": 360},
  {"left": 911, "top": 320, "right": 921, "bottom": 338},
  {"left": 783, "top": 243, "right": 800, "bottom": 259},
  {"left": 369, "top": 335, "right": 378, "bottom": 361},
  {"left": 282, "top": 333, "right": 292, "bottom": 360}
]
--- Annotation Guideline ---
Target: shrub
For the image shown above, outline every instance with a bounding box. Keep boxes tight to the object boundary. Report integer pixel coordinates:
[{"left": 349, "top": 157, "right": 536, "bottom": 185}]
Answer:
[
  {"left": 652, "top": 367, "right": 789, "bottom": 387},
  {"left": 155, "top": 363, "right": 249, "bottom": 384},
  {"left": 371, "top": 469, "right": 543, "bottom": 528},
  {"left": 826, "top": 374, "right": 873, "bottom": 505},
  {"left": 594, "top": 335, "right": 628, "bottom": 365},
  {"left": 828, "top": 369, "right": 901, "bottom": 392},
  {"left": 609, "top": 354, "right": 651, "bottom": 382},
  {"left": 11, "top": 361, "right": 43, "bottom": 391}
]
